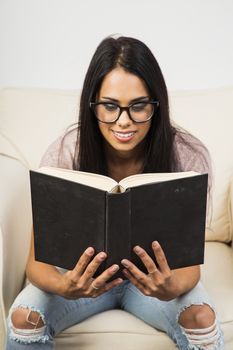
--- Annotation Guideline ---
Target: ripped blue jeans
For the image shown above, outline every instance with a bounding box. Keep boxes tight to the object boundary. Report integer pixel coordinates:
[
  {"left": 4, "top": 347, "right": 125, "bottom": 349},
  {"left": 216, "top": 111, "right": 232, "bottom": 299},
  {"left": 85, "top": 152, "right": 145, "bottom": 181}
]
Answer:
[{"left": 6, "top": 281, "right": 224, "bottom": 349}]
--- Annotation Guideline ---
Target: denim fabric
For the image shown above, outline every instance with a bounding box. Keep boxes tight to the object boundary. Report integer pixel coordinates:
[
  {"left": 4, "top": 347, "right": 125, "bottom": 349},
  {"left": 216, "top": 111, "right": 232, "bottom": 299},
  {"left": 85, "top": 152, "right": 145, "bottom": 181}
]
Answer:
[{"left": 6, "top": 281, "right": 224, "bottom": 349}]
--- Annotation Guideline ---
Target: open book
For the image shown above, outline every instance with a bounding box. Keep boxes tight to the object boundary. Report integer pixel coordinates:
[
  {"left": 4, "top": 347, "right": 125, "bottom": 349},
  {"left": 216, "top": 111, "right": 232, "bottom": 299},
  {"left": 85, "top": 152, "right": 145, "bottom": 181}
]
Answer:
[{"left": 30, "top": 167, "right": 208, "bottom": 276}]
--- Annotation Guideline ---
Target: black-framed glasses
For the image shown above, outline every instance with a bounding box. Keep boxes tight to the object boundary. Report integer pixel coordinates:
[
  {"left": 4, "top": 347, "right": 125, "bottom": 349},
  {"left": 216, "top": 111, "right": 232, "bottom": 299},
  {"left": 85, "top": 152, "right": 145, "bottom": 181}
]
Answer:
[{"left": 89, "top": 100, "right": 159, "bottom": 124}]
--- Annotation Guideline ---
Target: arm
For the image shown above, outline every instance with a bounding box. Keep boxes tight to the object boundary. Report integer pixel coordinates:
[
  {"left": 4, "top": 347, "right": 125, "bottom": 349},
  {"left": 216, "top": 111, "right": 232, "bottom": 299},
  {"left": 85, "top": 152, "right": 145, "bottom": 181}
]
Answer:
[
  {"left": 26, "top": 230, "right": 123, "bottom": 299},
  {"left": 121, "top": 241, "right": 200, "bottom": 301},
  {"left": 26, "top": 230, "right": 65, "bottom": 295}
]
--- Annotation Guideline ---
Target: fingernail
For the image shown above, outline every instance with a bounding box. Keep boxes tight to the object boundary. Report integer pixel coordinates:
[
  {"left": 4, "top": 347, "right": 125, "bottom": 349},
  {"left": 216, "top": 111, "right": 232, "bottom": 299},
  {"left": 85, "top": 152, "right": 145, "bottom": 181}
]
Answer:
[
  {"left": 111, "top": 264, "right": 119, "bottom": 272},
  {"left": 121, "top": 259, "right": 129, "bottom": 268},
  {"left": 99, "top": 252, "right": 106, "bottom": 260},
  {"left": 134, "top": 246, "right": 141, "bottom": 254},
  {"left": 152, "top": 241, "right": 159, "bottom": 248},
  {"left": 85, "top": 247, "right": 94, "bottom": 255}
]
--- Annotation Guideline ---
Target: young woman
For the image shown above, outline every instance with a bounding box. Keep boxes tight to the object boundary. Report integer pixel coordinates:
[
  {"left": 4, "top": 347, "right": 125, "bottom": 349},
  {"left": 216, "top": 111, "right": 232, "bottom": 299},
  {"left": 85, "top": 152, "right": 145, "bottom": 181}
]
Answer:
[{"left": 6, "top": 36, "right": 224, "bottom": 349}]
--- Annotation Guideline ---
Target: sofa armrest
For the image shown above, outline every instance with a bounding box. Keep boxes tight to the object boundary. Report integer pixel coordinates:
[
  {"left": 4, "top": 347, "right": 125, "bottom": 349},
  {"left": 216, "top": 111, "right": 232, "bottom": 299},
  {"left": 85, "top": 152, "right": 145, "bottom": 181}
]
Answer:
[
  {"left": 0, "top": 226, "right": 6, "bottom": 349},
  {"left": 0, "top": 154, "right": 32, "bottom": 317}
]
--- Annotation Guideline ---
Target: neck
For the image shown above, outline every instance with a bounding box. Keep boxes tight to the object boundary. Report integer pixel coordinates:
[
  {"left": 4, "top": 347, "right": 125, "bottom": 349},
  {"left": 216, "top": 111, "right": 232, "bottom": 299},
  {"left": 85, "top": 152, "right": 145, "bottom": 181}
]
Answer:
[{"left": 104, "top": 143, "right": 145, "bottom": 182}]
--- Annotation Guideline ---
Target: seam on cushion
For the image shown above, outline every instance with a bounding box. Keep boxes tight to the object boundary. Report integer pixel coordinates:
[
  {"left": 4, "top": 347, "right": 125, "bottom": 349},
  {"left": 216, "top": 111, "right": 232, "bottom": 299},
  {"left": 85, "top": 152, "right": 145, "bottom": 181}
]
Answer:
[
  {"left": 60, "top": 330, "right": 160, "bottom": 335},
  {"left": 0, "top": 132, "right": 30, "bottom": 168}
]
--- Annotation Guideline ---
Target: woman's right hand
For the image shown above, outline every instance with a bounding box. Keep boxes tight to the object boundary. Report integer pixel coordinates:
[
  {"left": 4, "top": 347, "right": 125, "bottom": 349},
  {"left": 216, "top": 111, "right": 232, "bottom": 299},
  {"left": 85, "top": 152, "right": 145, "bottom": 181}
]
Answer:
[{"left": 58, "top": 247, "right": 123, "bottom": 299}]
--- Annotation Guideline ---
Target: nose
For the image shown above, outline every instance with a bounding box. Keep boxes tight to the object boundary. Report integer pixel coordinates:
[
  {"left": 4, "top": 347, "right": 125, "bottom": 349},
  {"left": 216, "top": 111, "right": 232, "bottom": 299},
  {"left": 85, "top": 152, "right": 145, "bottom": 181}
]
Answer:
[{"left": 116, "top": 109, "right": 132, "bottom": 127}]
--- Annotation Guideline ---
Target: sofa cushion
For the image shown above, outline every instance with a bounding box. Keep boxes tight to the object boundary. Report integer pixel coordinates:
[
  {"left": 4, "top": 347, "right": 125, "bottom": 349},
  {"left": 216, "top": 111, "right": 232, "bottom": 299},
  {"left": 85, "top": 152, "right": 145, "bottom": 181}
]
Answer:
[
  {"left": 56, "top": 310, "right": 176, "bottom": 350},
  {"left": 201, "top": 242, "right": 233, "bottom": 347},
  {"left": 201, "top": 242, "right": 233, "bottom": 323}
]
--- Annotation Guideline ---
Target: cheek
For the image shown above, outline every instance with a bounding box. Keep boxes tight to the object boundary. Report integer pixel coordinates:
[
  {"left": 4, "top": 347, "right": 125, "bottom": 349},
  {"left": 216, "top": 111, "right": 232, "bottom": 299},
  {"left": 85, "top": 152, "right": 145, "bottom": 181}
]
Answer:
[
  {"left": 98, "top": 124, "right": 109, "bottom": 138},
  {"left": 140, "top": 123, "right": 151, "bottom": 138},
  {"left": 98, "top": 123, "right": 104, "bottom": 132}
]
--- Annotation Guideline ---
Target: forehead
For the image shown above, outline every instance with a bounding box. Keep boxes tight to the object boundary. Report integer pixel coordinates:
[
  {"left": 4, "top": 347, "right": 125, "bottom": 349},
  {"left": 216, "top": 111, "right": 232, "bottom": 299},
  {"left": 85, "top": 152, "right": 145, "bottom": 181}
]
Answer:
[{"left": 98, "top": 67, "right": 149, "bottom": 102}]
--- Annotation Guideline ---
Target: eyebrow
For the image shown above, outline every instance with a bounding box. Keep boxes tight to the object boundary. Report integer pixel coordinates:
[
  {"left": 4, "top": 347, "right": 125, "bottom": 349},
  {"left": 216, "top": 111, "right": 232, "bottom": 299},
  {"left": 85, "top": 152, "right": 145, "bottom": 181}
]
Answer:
[{"left": 101, "top": 96, "right": 150, "bottom": 103}]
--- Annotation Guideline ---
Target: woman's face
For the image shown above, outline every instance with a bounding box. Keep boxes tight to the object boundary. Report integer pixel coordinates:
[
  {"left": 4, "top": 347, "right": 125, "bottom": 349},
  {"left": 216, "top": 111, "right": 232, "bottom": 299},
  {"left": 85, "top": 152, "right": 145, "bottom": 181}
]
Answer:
[{"left": 96, "top": 67, "right": 152, "bottom": 158}]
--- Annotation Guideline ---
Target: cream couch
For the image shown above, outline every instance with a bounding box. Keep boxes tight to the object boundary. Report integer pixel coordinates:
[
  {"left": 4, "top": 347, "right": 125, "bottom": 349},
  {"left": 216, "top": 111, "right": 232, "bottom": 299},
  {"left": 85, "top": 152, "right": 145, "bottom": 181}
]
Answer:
[{"left": 0, "top": 87, "right": 233, "bottom": 349}]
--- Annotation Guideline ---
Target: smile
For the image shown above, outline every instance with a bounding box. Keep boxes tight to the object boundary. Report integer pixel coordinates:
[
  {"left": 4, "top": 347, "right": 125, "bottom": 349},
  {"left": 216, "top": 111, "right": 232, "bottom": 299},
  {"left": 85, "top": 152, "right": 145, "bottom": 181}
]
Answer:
[
  {"left": 112, "top": 131, "right": 136, "bottom": 141},
  {"left": 113, "top": 131, "right": 136, "bottom": 138}
]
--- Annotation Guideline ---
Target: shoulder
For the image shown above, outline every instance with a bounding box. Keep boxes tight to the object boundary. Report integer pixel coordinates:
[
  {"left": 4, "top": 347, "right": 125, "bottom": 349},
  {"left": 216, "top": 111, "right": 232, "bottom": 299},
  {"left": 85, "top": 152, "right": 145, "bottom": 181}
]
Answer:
[
  {"left": 174, "top": 129, "right": 212, "bottom": 176},
  {"left": 39, "top": 127, "right": 78, "bottom": 169}
]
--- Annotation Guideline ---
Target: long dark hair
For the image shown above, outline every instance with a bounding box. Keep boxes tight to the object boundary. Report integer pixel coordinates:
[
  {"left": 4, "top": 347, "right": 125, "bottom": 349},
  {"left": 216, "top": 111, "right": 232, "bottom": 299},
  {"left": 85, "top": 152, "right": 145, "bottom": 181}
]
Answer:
[{"left": 75, "top": 36, "right": 177, "bottom": 174}]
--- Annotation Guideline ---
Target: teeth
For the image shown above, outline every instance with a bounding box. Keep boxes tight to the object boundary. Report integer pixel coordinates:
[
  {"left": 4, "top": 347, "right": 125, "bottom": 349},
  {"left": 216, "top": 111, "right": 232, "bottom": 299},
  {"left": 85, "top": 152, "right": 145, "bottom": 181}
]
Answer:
[{"left": 113, "top": 131, "right": 135, "bottom": 138}]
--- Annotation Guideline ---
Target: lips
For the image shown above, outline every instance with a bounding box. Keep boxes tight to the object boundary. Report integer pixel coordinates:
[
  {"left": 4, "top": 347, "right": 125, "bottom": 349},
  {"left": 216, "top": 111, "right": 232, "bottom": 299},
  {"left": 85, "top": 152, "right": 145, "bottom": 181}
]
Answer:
[{"left": 112, "top": 130, "right": 136, "bottom": 142}]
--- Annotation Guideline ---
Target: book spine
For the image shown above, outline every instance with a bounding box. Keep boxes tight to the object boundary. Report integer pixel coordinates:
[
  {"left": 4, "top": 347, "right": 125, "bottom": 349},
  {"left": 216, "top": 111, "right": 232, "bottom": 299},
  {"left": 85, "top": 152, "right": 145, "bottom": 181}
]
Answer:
[{"left": 105, "top": 191, "right": 131, "bottom": 276}]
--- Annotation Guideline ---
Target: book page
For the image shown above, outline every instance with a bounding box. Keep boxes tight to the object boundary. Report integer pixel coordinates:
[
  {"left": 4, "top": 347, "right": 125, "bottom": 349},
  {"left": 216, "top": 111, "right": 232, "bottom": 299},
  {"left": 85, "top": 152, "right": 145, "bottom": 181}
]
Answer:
[
  {"left": 37, "top": 167, "right": 118, "bottom": 192},
  {"left": 119, "top": 171, "right": 200, "bottom": 191}
]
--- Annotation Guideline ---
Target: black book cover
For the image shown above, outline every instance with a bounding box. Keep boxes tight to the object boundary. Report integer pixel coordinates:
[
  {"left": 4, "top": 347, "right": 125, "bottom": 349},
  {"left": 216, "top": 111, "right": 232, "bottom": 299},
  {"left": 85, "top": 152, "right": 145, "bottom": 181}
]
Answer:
[{"left": 30, "top": 171, "right": 208, "bottom": 276}]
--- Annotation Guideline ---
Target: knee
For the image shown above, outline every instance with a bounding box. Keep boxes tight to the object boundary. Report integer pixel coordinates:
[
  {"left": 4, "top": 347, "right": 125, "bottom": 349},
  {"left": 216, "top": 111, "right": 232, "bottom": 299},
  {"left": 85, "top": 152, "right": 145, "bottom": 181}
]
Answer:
[
  {"left": 178, "top": 305, "right": 223, "bottom": 350},
  {"left": 11, "top": 308, "right": 45, "bottom": 329},
  {"left": 7, "top": 308, "right": 50, "bottom": 345},
  {"left": 179, "top": 304, "right": 215, "bottom": 329}
]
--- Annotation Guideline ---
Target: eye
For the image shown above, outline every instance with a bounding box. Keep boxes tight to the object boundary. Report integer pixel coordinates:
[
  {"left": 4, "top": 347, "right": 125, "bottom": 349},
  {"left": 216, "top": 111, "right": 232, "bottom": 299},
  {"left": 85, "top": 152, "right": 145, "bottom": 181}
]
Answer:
[
  {"left": 103, "top": 103, "right": 118, "bottom": 112},
  {"left": 131, "top": 102, "right": 147, "bottom": 112}
]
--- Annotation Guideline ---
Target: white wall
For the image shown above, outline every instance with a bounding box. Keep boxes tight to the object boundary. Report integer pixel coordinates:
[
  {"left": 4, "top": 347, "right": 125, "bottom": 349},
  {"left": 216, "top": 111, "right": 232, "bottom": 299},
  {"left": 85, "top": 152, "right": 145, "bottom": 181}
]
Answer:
[{"left": 0, "top": 0, "right": 232, "bottom": 90}]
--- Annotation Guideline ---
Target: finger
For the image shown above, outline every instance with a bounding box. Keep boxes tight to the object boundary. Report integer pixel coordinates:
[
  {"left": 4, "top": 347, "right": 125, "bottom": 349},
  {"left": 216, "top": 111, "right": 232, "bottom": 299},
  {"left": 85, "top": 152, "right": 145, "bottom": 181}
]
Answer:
[
  {"left": 93, "top": 264, "right": 120, "bottom": 288},
  {"left": 72, "top": 247, "right": 95, "bottom": 278},
  {"left": 133, "top": 245, "right": 158, "bottom": 275},
  {"left": 122, "top": 268, "right": 146, "bottom": 294},
  {"left": 104, "top": 277, "right": 123, "bottom": 291},
  {"left": 82, "top": 251, "right": 107, "bottom": 279},
  {"left": 121, "top": 259, "right": 148, "bottom": 286},
  {"left": 93, "top": 276, "right": 123, "bottom": 294},
  {"left": 152, "top": 241, "right": 170, "bottom": 274}
]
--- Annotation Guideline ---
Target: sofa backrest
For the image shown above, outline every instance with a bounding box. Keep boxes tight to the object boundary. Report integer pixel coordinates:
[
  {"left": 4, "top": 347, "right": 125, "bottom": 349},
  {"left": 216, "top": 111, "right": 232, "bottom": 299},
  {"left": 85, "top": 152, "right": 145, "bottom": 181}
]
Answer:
[
  {"left": 0, "top": 88, "right": 79, "bottom": 169},
  {"left": 0, "top": 87, "right": 233, "bottom": 244},
  {"left": 169, "top": 88, "right": 233, "bottom": 243}
]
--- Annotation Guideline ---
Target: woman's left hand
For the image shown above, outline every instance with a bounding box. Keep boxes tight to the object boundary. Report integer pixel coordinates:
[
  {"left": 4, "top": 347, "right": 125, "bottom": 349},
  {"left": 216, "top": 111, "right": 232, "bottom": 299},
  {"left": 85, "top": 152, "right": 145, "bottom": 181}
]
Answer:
[{"left": 121, "top": 241, "right": 178, "bottom": 301}]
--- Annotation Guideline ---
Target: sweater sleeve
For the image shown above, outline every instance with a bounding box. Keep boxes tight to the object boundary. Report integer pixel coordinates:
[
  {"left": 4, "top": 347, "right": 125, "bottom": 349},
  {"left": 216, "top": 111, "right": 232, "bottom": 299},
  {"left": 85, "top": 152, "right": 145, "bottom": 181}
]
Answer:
[{"left": 174, "top": 131, "right": 213, "bottom": 227}]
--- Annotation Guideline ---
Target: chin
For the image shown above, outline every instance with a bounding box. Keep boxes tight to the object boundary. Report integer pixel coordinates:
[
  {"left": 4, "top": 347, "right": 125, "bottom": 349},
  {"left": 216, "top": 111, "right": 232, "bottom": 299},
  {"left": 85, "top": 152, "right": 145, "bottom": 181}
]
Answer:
[{"left": 111, "top": 141, "right": 143, "bottom": 157}]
